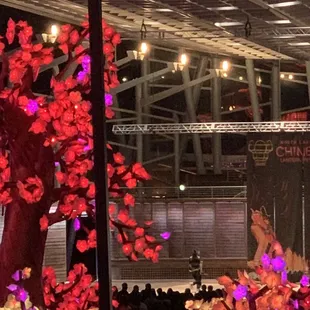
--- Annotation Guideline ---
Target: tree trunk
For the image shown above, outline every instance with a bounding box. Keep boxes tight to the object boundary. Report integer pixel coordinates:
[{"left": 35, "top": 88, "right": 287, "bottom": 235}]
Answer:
[{"left": 0, "top": 103, "right": 55, "bottom": 308}]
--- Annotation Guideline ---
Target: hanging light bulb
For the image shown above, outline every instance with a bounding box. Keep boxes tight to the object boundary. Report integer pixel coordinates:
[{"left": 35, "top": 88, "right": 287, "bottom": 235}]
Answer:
[
  {"left": 180, "top": 53, "right": 188, "bottom": 66},
  {"left": 42, "top": 24, "right": 59, "bottom": 43},
  {"left": 221, "top": 60, "right": 231, "bottom": 72},
  {"left": 280, "top": 73, "right": 285, "bottom": 79},
  {"left": 239, "top": 76, "right": 243, "bottom": 81},
  {"left": 137, "top": 41, "right": 149, "bottom": 60},
  {"left": 257, "top": 76, "right": 262, "bottom": 84},
  {"left": 288, "top": 74, "right": 294, "bottom": 80},
  {"left": 51, "top": 25, "right": 59, "bottom": 36},
  {"left": 174, "top": 53, "right": 189, "bottom": 71}
]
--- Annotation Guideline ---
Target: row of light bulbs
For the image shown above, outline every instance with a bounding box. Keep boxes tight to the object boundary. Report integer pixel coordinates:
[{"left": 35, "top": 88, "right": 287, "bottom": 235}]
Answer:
[{"left": 45, "top": 26, "right": 297, "bottom": 84}]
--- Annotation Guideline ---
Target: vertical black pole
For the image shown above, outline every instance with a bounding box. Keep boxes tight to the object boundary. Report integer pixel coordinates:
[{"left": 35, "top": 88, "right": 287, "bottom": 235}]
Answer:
[{"left": 88, "top": 0, "right": 112, "bottom": 309}]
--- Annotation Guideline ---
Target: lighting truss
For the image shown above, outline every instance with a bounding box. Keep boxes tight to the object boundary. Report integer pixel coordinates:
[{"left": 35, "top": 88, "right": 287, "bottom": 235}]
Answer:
[{"left": 112, "top": 122, "right": 310, "bottom": 135}]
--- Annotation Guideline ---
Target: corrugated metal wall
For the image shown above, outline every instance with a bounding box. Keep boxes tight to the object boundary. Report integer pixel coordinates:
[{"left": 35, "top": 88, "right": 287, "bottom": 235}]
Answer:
[{"left": 111, "top": 201, "right": 247, "bottom": 259}]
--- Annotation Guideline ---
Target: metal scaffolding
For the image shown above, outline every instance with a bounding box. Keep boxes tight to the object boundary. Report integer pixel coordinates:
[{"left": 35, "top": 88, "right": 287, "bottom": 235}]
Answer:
[{"left": 112, "top": 122, "right": 310, "bottom": 134}]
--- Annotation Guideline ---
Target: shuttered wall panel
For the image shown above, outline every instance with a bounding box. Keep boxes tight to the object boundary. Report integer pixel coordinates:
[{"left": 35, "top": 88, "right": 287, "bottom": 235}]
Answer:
[
  {"left": 215, "top": 202, "right": 247, "bottom": 258},
  {"left": 183, "top": 202, "right": 215, "bottom": 258},
  {"left": 167, "top": 202, "right": 183, "bottom": 257},
  {"left": 151, "top": 203, "right": 168, "bottom": 257},
  {"left": 43, "top": 221, "right": 67, "bottom": 281}
]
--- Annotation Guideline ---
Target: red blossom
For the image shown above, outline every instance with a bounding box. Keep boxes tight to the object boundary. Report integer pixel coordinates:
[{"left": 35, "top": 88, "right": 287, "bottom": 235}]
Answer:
[
  {"left": 40, "top": 215, "right": 49, "bottom": 231},
  {"left": 76, "top": 240, "right": 89, "bottom": 253},
  {"left": 124, "top": 193, "right": 135, "bottom": 207}
]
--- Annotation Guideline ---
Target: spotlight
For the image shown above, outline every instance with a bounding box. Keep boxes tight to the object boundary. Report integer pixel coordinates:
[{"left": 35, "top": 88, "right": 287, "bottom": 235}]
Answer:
[
  {"left": 288, "top": 74, "right": 294, "bottom": 80},
  {"left": 179, "top": 184, "right": 186, "bottom": 191},
  {"left": 229, "top": 106, "right": 233, "bottom": 111},
  {"left": 161, "top": 75, "right": 165, "bottom": 79},
  {"left": 280, "top": 73, "right": 285, "bottom": 79},
  {"left": 221, "top": 60, "right": 230, "bottom": 72},
  {"left": 239, "top": 76, "right": 243, "bottom": 81},
  {"left": 122, "top": 77, "right": 128, "bottom": 82}
]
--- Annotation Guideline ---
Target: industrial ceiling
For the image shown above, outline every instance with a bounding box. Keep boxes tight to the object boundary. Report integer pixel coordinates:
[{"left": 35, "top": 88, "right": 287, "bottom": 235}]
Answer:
[{"left": 2, "top": 0, "right": 310, "bottom": 61}]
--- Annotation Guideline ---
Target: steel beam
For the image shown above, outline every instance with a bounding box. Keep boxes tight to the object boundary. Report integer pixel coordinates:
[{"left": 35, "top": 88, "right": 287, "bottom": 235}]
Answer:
[
  {"left": 115, "top": 51, "right": 137, "bottom": 67},
  {"left": 174, "top": 114, "right": 180, "bottom": 186},
  {"left": 135, "top": 84, "right": 143, "bottom": 164},
  {"left": 112, "top": 64, "right": 174, "bottom": 94},
  {"left": 112, "top": 122, "right": 310, "bottom": 134},
  {"left": 193, "top": 57, "right": 209, "bottom": 107},
  {"left": 180, "top": 57, "right": 209, "bottom": 160},
  {"left": 143, "top": 154, "right": 175, "bottom": 165},
  {"left": 144, "top": 72, "right": 214, "bottom": 106},
  {"left": 182, "top": 67, "right": 206, "bottom": 175},
  {"left": 271, "top": 63, "right": 281, "bottom": 121},
  {"left": 306, "top": 61, "right": 310, "bottom": 105},
  {"left": 245, "top": 59, "right": 261, "bottom": 122},
  {"left": 212, "top": 58, "right": 222, "bottom": 175}
]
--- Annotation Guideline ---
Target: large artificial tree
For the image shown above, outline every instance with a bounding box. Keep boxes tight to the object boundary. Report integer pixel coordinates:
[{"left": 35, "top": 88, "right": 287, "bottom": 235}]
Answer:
[{"left": 0, "top": 17, "right": 164, "bottom": 309}]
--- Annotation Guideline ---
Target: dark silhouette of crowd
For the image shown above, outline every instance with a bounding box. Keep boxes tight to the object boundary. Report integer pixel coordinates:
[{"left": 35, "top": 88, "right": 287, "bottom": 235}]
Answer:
[{"left": 112, "top": 283, "right": 223, "bottom": 310}]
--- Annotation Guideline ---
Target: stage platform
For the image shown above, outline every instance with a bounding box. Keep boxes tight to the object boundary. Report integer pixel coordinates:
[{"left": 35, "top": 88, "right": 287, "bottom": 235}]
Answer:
[{"left": 112, "top": 279, "right": 222, "bottom": 292}]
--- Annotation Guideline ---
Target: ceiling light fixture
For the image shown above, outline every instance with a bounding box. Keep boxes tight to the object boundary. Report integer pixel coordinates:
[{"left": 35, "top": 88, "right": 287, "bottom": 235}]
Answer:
[
  {"left": 280, "top": 73, "right": 285, "bottom": 79},
  {"left": 207, "top": 6, "right": 238, "bottom": 11},
  {"left": 214, "top": 22, "right": 243, "bottom": 27},
  {"left": 155, "top": 8, "right": 173, "bottom": 12},
  {"left": 269, "top": 1, "right": 301, "bottom": 8},
  {"left": 288, "top": 42, "right": 310, "bottom": 46},
  {"left": 288, "top": 74, "right": 294, "bottom": 80},
  {"left": 266, "top": 20, "right": 291, "bottom": 24},
  {"left": 273, "top": 35, "right": 296, "bottom": 39}
]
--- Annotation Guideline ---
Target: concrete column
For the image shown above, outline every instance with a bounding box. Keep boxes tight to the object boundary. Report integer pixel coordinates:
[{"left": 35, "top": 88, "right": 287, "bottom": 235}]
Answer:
[
  {"left": 174, "top": 114, "right": 180, "bottom": 186},
  {"left": 306, "top": 61, "right": 310, "bottom": 105},
  {"left": 271, "top": 63, "right": 281, "bottom": 120},
  {"left": 245, "top": 59, "right": 261, "bottom": 122},
  {"left": 142, "top": 59, "right": 151, "bottom": 160},
  {"left": 135, "top": 84, "right": 143, "bottom": 164},
  {"left": 212, "top": 58, "right": 222, "bottom": 175},
  {"left": 182, "top": 67, "right": 206, "bottom": 175}
]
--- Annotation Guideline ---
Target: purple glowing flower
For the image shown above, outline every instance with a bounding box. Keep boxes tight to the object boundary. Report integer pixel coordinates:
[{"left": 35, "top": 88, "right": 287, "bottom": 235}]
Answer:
[
  {"left": 77, "top": 71, "right": 87, "bottom": 82},
  {"left": 7, "top": 285, "right": 28, "bottom": 302},
  {"left": 261, "top": 253, "right": 271, "bottom": 268},
  {"left": 271, "top": 256, "right": 286, "bottom": 272},
  {"left": 105, "top": 93, "right": 113, "bottom": 107},
  {"left": 233, "top": 285, "right": 248, "bottom": 301},
  {"left": 82, "top": 55, "right": 91, "bottom": 71},
  {"left": 26, "top": 99, "right": 39, "bottom": 114},
  {"left": 160, "top": 231, "right": 171, "bottom": 240},
  {"left": 15, "top": 287, "right": 28, "bottom": 302},
  {"left": 281, "top": 270, "right": 287, "bottom": 284},
  {"left": 83, "top": 145, "right": 91, "bottom": 152},
  {"left": 11, "top": 270, "right": 20, "bottom": 282},
  {"left": 7, "top": 284, "right": 18, "bottom": 291},
  {"left": 301, "top": 275, "right": 310, "bottom": 287},
  {"left": 73, "top": 218, "right": 81, "bottom": 231}
]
